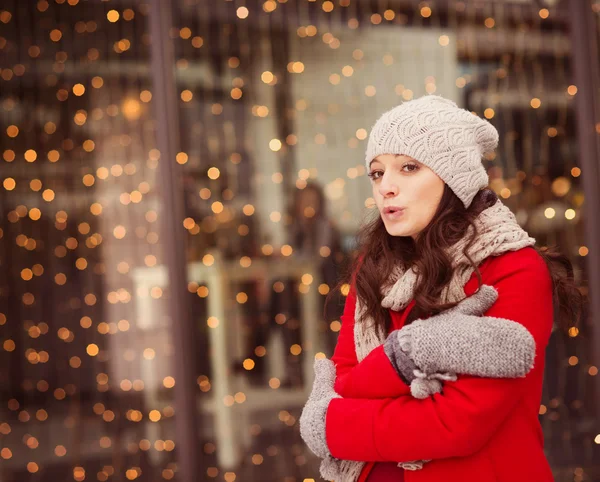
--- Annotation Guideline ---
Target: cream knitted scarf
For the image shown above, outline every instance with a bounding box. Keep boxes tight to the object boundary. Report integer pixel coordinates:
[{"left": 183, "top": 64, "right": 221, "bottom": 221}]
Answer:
[{"left": 328, "top": 199, "right": 535, "bottom": 482}]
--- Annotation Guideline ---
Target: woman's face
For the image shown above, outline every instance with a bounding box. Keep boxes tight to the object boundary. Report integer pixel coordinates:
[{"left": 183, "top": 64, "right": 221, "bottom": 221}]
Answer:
[{"left": 369, "top": 154, "right": 445, "bottom": 239}]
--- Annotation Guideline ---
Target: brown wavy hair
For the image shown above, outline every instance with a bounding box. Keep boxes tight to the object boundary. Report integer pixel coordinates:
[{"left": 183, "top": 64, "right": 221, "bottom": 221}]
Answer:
[{"left": 336, "top": 187, "right": 583, "bottom": 337}]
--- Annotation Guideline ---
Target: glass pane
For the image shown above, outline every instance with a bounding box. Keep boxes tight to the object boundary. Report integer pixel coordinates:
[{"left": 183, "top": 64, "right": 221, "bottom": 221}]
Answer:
[{"left": 0, "top": 1, "right": 180, "bottom": 481}]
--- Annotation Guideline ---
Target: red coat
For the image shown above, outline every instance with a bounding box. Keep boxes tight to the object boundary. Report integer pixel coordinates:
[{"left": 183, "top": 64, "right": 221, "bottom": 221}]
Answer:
[{"left": 327, "top": 247, "right": 554, "bottom": 482}]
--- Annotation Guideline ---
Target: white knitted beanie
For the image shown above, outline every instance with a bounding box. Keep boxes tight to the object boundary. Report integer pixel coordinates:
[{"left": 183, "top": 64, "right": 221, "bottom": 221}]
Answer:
[{"left": 365, "top": 94, "right": 499, "bottom": 208}]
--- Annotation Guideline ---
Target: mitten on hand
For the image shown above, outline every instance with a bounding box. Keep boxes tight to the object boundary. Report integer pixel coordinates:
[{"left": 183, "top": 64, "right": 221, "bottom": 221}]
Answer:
[
  {"left": 299, "top": 358, "right": 341, "bottom": 459},
  {"left": 383, "top": 285, "right": 498, "bottom": 386},
  {"left": 385, "top": 285, "right": 536, "bottom": 398},
  {"left": 399, "top": 285, "right": 535, "bottom": 378}
]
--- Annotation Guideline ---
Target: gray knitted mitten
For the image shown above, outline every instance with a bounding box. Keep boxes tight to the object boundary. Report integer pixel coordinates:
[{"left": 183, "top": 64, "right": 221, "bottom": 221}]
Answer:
[
  {"left": 400, "top": 288, "right": 535, "bottom": 378},
  {"left": 385, "top": 285, "right": 536, "bottom": 400},
  {"left": 384, "top": 285, "right": 497, "bottom": 386},
  {"left": 299, "top": 358, "right": 341, "bottom": 459}
]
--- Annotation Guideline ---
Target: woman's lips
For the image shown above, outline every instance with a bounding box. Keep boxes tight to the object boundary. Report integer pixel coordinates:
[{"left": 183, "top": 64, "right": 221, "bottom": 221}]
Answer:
[{"left": 382, "top": 207, "right": 405, "bottom": 220}]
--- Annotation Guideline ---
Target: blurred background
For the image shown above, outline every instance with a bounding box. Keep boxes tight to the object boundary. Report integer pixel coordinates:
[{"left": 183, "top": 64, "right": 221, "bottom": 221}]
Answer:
[{"left": 1, "top": 0, "right": 599, "bottom": 481}]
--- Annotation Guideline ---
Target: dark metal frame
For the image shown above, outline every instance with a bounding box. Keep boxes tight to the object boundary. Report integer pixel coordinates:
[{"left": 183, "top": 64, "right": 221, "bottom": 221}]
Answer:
[
  {"left": 148, "top": 1, "right": 201, "bottom": 480},
  {"left": 568, "top": 0, "right": 600, "bottom": 426}
]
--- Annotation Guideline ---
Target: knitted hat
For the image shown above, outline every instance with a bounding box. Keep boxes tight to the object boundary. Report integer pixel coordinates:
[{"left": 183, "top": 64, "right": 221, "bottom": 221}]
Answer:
[{"left": 365, "top": 94, "right": 499, "bottom": 208}]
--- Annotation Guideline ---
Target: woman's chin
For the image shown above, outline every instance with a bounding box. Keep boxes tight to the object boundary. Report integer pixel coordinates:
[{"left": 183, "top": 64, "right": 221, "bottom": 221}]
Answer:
[{"left": 383, "top": 221, "right": 414, "bottom": 238}]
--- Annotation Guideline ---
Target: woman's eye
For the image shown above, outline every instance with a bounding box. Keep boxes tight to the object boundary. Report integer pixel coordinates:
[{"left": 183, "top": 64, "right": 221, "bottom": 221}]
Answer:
[
  {"left": 402, "top": 163, "right": 419, "bottom": 172},
  {"left": 368, "top": 170, "right": 383, "bottom": 180}
]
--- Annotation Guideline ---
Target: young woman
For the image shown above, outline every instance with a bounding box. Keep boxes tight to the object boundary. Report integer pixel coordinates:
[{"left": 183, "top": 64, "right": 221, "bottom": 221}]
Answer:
[{"left": 299, "top": 95, "right": 581, "bottom": 481}]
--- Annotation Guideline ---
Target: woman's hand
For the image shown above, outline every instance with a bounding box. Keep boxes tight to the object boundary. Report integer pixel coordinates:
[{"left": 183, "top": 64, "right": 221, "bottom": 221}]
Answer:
[
  {"left": 299, "top": 358, "right": 341, "bottom": 459},
  {"left": 384, "top": 285, "right": 536, "bottom": 398}
]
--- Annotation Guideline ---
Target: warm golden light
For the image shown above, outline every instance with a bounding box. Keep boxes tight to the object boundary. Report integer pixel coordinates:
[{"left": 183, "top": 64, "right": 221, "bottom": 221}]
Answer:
[
  {"left": 122, "top": 98, "right": 142, "bottom": 120},
  {"left": 176, "top": 152, "right": 188, "bottom": 165},
  {"left": 73, "top": 83, "right": 85, "bottom": 96},
  {"left": 107, "top": 9, "right": 119, "bottom": 22},
  {"left": 269, "top": 139, "right": 282, "bottom": 151}
]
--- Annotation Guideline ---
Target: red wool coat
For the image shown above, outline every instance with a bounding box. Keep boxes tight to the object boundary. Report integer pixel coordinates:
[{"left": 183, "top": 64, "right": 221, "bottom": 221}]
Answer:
[{"left": 327, "top": 247, "right": 555, "bottom": 482}]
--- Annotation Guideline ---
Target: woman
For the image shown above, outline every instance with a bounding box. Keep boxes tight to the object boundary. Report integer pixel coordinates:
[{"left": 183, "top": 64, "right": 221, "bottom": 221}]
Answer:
[{"left": 299, "top": 95, "right": 581, "bottom": 481}]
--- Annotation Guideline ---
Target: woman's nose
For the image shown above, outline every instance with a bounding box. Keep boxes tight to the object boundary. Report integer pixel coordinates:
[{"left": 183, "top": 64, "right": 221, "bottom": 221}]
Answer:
[{"left": 378, "top": 174, "right": 398, "bottom": 198}]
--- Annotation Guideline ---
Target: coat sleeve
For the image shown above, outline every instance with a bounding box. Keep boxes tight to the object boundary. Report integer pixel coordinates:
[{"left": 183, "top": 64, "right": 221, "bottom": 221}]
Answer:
[
  {"left": 325, "top": 248, "right": 553, "bottom": 462},
  {"left": 331, "top": 284, "right": 410, "bottom": 399}
]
